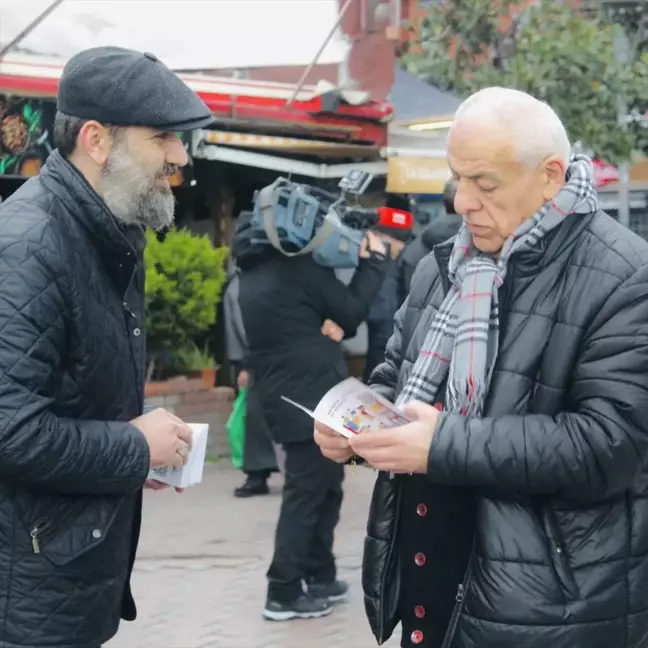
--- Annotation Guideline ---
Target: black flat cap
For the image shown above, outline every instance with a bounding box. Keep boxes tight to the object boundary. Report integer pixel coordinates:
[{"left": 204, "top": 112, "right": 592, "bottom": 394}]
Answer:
[{"left": 57, "top": 46, "right": 214, "bottom": 131}]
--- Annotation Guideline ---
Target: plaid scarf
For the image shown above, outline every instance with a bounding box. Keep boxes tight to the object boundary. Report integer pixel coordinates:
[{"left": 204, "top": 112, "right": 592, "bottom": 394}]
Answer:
[{"left": 397, "top": 154, "right": 600, "bottom": 416}]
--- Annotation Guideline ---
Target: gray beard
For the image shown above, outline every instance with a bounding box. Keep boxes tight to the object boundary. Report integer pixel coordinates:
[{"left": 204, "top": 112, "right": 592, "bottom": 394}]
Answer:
[{"left": 99, "top": 148, "right": 176, "bottom": 231}]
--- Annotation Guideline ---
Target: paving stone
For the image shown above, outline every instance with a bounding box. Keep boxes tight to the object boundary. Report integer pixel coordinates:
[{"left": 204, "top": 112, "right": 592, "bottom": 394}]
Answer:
[{"left": 106, "top": 462, "right": 400, "bottom": 648}]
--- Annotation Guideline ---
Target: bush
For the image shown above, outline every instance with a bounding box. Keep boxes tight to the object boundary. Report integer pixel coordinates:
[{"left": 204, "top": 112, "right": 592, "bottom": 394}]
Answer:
[
  {"left": 169, "top": 341, "right": 218, "bottom": 372},
  {"left": 145, "top": 228, "right": 228, "bottom": 358}
]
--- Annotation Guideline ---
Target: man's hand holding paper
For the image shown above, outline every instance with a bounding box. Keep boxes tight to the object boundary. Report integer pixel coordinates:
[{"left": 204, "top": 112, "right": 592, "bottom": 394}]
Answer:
[
  {"left": 314, "top": 421, "right": 354, "bottom": 463},
  {"left": 146, "top": 423, "right": 209, "bottom": 489},
  {"left": 347, "top": 401, "right": 441, "bottom": 474},
  {"left": 132, "top": 407, "right": 193, "bottom": 469}
]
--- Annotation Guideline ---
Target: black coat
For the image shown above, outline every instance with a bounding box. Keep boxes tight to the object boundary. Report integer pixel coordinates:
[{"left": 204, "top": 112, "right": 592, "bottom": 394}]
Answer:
[
  {"left": 399, "top": 212, "right": 463, "bottom": 300},
  {"left": 364, "top": 209, "right": 648, "bottom": 648},
  {"left": 233, "top": 225, "right": 387, "bottom": 444},
  {"left": 0, "top": 151, "right": 151, "bottom": 647}
]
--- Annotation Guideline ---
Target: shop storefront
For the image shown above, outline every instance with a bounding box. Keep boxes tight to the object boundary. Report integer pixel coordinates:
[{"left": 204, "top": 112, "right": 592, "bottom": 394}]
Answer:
[
  {"left": 381, "top": 64, "right": 460, "bottom": 227},
  {"left": 0, "top": 53, "right": 392, "bottom": 216}
]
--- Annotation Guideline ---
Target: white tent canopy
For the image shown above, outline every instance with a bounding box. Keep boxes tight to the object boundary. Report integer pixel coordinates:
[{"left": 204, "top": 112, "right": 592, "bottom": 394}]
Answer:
[{"left": 0, "top": 0, "right": 349, "bottom": 70}]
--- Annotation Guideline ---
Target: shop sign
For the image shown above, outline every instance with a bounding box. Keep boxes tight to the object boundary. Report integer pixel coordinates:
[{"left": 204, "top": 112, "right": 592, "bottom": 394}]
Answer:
[{"left": 387, "top": 156, "right": 451, "bottom": 194}]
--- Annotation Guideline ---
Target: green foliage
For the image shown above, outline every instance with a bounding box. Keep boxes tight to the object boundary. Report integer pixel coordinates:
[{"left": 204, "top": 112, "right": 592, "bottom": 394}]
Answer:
[
  {"left": 404, "top": 0, "right": 648, "bottom": 163},
  {"left": 170, "top": 341, "right": 218, "bottom": 371},
  {"left": 600, "top": 1, "right": 648, "bottom": 55},
  {"left": 145, "top": 228, "right": 228, "bottom": 355}
]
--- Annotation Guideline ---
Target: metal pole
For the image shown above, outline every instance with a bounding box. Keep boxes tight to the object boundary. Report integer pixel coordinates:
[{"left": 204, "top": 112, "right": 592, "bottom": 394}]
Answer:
[
  {"left": 613, "top": 26, "right": 631, "bottom": 228},
  {"left": 286, "top": 0, "right": 353, "bottom": 107},
  {"left": 617, "top": 162, "right": 631, "bottom": 228},
  {"left": 0, "top": 0, "right": 66, "bottom": 61}
]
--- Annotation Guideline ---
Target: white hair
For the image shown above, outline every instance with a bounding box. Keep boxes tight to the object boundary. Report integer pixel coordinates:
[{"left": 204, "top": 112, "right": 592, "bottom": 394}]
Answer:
[{"left": 452, "top": 87, "right": 572, "bottom": 168}]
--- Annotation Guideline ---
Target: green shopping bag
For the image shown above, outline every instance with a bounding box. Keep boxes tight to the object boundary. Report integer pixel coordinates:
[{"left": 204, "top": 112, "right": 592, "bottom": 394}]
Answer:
[{"left": 227, "top": 387, "right": 247, "bottom": 469}]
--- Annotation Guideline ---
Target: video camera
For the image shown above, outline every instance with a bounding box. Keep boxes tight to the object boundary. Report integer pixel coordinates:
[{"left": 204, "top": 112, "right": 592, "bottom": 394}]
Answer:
[{"left": 249, "top": 170, "right": 380, "bottom": 269}]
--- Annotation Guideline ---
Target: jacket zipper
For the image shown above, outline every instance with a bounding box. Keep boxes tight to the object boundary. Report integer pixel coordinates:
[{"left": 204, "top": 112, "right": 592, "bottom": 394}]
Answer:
[
  {"left": 498, "top": 263, "right": 515, "bottom": 338},
  {"left": 122, "top": 268, "right": 145, "bottom": 412},
  {"left": 439, "top": 545, "right": 475, "bottom": 648},
  {"left": 123, "top": 302, "right": 137, "bottom": 322},
  {"left": 30, "top": 522, "right": 50, "bottom": 554},
  {"left": 439, "top": 581, "right": 469, "bottom": 648}
]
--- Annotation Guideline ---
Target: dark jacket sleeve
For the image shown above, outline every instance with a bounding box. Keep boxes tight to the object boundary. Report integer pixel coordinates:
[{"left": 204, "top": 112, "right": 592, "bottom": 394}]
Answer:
[
  {"left": 367, "top": 302, "right": 404, "bottom": 402},
  {"left": 399, "top": 237, "right": 429, "bottom": 302},
  {"left": 0, "top": 224, "right": 150, "bottom": 495},
  {"left": 371, "top": 254, "right": 442, "bottom": 399},
  {"left": 427, "top": 265, "right": 648, "bottom": 502},
  {"left": 223, "top": 274, "right": 248, "bottom": 364},
  {"left": 300, "top": 255, "right": 388, "bottom": 337},
  {"left": 420, "top": 213, "right": 463, "bottom": 250}
]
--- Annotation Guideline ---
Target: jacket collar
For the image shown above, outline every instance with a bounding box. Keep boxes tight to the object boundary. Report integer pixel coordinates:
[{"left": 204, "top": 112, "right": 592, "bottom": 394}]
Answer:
[
  {"left": 433, "top": 239, "right": 454, "bottom": 294},
  {"left": 39, "top": 150, "right": 146, "bottom": 263},
  {"left": 433, "top": 212, "right": 596, "bottom": 294}
]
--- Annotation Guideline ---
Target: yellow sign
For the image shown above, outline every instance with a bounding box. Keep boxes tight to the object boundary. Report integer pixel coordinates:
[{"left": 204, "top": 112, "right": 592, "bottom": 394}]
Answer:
[
  {"left": 202, "top": 130, "right": 375, "bottom": 157},
  {"left": 387, "top": 156, "right": 451, "bottom": 194}
]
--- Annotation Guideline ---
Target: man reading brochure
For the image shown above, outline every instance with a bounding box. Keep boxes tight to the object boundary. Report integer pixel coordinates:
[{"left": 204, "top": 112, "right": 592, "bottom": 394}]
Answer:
[{"left": 315, "top": 88, "right": 648, "bottom": 648}]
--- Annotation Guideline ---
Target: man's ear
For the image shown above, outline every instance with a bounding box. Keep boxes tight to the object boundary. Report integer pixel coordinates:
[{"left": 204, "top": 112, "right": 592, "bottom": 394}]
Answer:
[
  {"left": 542, "top": 155, "right": 566, "bottom": 202},
  {"left": 76, "top": 121, "right": 113, "bottom": 166}
]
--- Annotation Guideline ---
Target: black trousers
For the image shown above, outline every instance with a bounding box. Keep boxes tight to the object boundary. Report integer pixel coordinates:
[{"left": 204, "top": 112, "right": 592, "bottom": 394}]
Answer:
[
  {"left": 231, "top": 362, "right": 278, "bottom": 477},
  {"left": 242, "top": 380, "right": 279, "bottom": 476},
  {"left": 267, "top": 439, "right": 344, "bottom": 602}
]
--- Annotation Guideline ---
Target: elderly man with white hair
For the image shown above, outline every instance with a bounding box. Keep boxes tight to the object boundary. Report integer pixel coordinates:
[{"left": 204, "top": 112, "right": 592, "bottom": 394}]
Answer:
[{"left": 315, "top": 87, "right": 648, "bottom": 648}]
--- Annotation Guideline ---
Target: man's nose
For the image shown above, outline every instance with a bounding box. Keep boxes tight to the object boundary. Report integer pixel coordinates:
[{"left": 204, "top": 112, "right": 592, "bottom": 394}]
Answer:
[
  {"left": 453, "top": 183, "right": 479, "bottom": 215},
  {"left": 165, "top": 134, "right": 189, "bottom": 167}
]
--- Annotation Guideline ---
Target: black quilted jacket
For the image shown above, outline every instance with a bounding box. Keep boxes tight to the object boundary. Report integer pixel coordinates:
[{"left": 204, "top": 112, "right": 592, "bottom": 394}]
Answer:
[
  {"left": 0, "top": 151, "right": 151, "bottom": 647},
  {"left": 364, "top": 209, "right": 648, "bottom": 648}
]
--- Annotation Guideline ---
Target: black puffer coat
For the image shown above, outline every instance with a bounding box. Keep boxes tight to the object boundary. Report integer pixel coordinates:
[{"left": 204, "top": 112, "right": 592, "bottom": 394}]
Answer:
[
  {"left": 364, "top": 209, "right": 648, "bottom": 648},
  {"left": 0, "top": 151, "right": 151, "bottom": 647}
]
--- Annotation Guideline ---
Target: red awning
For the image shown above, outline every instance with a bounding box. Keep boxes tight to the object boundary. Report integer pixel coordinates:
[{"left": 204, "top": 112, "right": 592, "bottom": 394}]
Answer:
[{"left": 0, "top": 54, "right": 392, "bottom": 146}]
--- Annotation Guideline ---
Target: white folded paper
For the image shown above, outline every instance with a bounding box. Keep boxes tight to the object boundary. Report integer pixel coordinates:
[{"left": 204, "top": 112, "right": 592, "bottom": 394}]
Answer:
[
  {"left": 147, "top": 423, "right": 209, "bottom": 488},
  {"left": 282, "top": 377, "right": 412, "bottom": 439}
]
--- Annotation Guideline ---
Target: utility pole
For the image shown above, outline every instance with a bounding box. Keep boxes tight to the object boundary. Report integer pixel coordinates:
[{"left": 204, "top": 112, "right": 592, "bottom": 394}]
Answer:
[
  {"left": 0, "top": 0, "right": 65, "bottom": 61},
  {"left": 613, "top": 25, "right": 631, "bottom": 228},
  {"left": 597, "top": 0, "right": 647, "bottom": 228},
  {"left": 286, "top": 0, "right": 353, "bottom": 107}
]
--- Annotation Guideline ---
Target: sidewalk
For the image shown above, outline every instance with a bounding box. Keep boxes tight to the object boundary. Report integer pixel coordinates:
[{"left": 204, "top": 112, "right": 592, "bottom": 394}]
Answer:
[{"left": 106, "top": 462, "right": 400, "bottom": 648}]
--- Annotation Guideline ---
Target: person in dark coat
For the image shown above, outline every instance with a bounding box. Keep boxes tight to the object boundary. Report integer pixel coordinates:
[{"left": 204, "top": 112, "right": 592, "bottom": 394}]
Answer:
[
  {"left": 223, "top": 267, "right": 280, "bottom": 497},
  {"left": 232, "top": 217, "right": 389, "bottom": 621},
  {"left": 315, "top": 87, "right": 648, "bottom": 648},
  {"left": 0, "top": 47, "right": 212, "bottom": 648},
  {"left": 363, "top": 206, "right": 415, "bottom": 382},
  {"left": 399, "top": 179, "right": 463, "bottom": 298}
]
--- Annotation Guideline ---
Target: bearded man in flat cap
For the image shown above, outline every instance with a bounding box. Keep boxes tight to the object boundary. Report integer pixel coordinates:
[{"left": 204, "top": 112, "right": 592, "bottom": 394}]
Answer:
[
  {"left": 316, "top": 87, "right": 648, "bottom": 648},
  {"left": 0, "top": 47, "right": 214, "bottom": 648}
]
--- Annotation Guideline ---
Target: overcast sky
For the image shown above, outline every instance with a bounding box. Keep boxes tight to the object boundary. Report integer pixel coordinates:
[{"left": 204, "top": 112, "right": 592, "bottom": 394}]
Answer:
[{"left": 0, "top": 0, "right": 348, "bottom": 70}]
